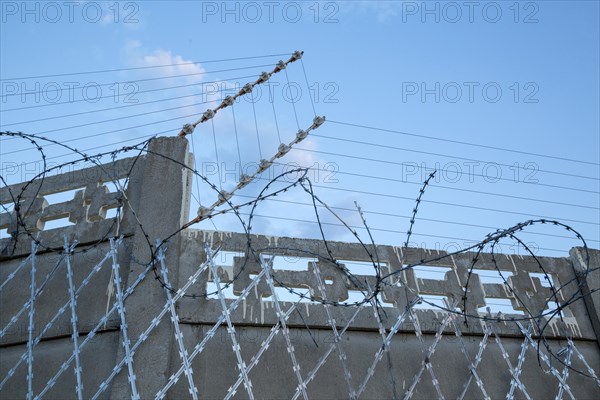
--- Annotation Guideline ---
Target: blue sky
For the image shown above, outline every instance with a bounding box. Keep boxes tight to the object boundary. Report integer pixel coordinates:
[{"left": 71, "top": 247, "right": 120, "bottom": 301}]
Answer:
[{"left": 1, "top": 1, "right": 599, "bottom": 257}]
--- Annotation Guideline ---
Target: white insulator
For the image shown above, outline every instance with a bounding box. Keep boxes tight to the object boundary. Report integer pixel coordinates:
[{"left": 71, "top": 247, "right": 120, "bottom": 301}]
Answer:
[
  {"left": 258, "top": 72, "right": 270, "bottom": 82},
  {"left": 296, "top": 129, "right": 308, "bottom": 141},
  {"left": 239, "top": 174, "right": 252, "bottom": 186},
  {"left": 197, "top": 206, "right": 210, "bottom": 218},
  {"left": 223, "top": 96, "right": 234, "bottom": 106},
  {"left": 312, "top": 115, "right": 326, "bottom": 128},
  {"left": 241, "top": 83, "right": 253, "bottom": 94},
  {"left": 181, "top": 123, "right": 194, "bottom": 135},
  {"left": 291, "top": 50, "right": 303, "bottom": 61},
  {"left": 276, "top": 143, "right": 291, "bottom": 157},
  {"left": 276, "top": 60, "right": 286, "bottom": 70},
  {"left": 218, "top": 191, "right": 232, "bottom": 202},
  {"left": 203, "top": 109, "right": 215, "bottom": 120},
  {"left": 258, "top": 159, "right": 272, "bottom": 172}
]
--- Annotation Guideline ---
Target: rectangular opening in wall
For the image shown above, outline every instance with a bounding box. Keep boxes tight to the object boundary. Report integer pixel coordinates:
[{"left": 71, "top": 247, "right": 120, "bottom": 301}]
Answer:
[
  {"left": 478, "top": 298, "right": 525, "bottom": 315},
  {"left": 338, "top": 260, "right": 386, "bottom": 277},
  {"left": 42, "top": 216, "right": 76, "bottom": 230},
  {"left": 262, "top": 286, "right": 316, "bottom": 303},
  {"left": 471, "top": 268, "right": 514, "bottom": 285},
  {"left": 215, "top": 250, "right": 245, "bottom": 268},
  {"left": 44, "top": 188, "right": 84, "bottom": 205},
  {"left": 104, "top": 206, "right": 122, "bottom": 220},
  {"left": 545, "top": 300, "right": 561, "bottom": 315},
  {"left": 345, "top": 289, "right": 393, "bottom": 307},
  {"left": 413, "top": 294, "right": 448, "bottom": 310},
  {"left": 102, "top": 178, "right": 128, "bottom": 193},
  {"left": 411, "top": 265, "right": 451, "bottom": 280},
  {"left": 529, "top": 272, "right": 556, "bottom": 288},
  {"left": 205, "top": 282, "right": 237, "bottom": 300},
  {"left": 1, "top": 202, "right": 14, "bottom": 213},
  {"left": 262, "top": 254, "right": 316, "bottom": 271},
  {"left": 0, "top": 202, "right": 14, "bottom": 239}
]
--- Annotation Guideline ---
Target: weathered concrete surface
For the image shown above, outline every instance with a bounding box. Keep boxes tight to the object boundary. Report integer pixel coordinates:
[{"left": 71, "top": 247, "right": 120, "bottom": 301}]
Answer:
[
  {"left": 0, "top": 331, "right": 120, "bottom": 400},
  {"left": 1, "top": 137, "right": 599, "bottom": 399},
  {"left": 0, "top": 240, "right": 130, "bottom": 345},
  {"left": 109, "top": 136, "right": 193, "bottom": 399},
  {"left": 571, "top": 247, "right": 600, "bottom": 345},
  {"left": 167, "top": 324, "right": 600, "bottom": 399},
  {"left": 1, "top": 136, "right": 195, "bottom": 400},
  {"left": 178, "top": 229, "right": 597, "bottom": 340},
  {"left": 0, "top": 157, "right": 140, "bottom": 258}
]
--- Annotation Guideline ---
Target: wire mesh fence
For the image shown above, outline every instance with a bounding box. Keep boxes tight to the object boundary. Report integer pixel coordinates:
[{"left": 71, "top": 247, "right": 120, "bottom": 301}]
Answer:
[{"left": 1, "top": 133, "right": 599, "bottom": 399}]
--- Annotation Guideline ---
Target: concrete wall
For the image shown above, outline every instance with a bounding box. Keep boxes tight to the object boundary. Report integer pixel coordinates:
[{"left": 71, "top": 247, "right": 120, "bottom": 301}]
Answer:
[{"left": 1, "top": 137, "right": 598, "bottom": 399}]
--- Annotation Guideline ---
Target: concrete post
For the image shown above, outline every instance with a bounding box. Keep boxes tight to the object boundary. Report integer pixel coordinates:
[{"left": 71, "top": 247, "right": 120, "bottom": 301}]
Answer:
[
  {"left": 109, "top": 137, "right": 192, "bottom": 399},
  {"left": 570, "top": 247, "right": 600, "bottom": 348}
]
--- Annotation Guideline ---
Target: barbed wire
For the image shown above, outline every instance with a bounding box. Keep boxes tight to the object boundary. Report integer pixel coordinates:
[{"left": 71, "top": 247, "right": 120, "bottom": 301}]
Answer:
[
  {"left": 176, "top": 50, "right": 304, "bottom": 137},
  {"left": 1, "top": 128, "right": 598, "bottom": 381},
  {"left": 1, "top": 47, "right": 599, "bottom": 384}
]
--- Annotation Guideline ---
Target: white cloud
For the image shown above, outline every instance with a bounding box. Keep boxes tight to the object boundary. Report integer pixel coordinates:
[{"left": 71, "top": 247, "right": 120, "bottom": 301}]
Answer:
[
  {"left": 116, "top": 40, "right": 209, "bottom": 138},
  {"left": 283, "top": 136, "right": 319, "bottom": 167},
  {"left": 122, "top": 40, "right": 206, "bottom": 84}
]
